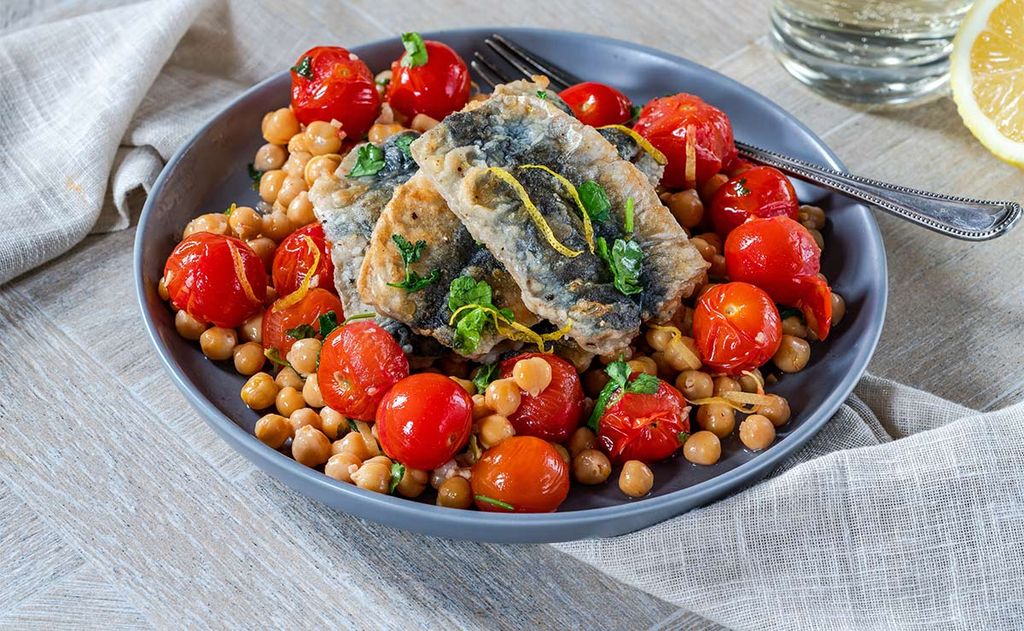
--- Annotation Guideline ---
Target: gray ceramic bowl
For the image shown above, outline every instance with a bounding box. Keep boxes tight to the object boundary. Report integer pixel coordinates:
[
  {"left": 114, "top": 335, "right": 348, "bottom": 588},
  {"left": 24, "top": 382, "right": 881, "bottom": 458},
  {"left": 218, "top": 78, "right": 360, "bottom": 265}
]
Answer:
[{"left": 134, "top": 27, "right": 887, "bottom": 543}]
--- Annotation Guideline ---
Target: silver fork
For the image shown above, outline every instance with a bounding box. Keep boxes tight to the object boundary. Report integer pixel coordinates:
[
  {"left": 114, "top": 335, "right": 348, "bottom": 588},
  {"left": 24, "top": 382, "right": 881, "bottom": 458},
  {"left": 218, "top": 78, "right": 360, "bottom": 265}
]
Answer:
[{"left": 473, "top": 34, "right": 1021, "bottom": 241}]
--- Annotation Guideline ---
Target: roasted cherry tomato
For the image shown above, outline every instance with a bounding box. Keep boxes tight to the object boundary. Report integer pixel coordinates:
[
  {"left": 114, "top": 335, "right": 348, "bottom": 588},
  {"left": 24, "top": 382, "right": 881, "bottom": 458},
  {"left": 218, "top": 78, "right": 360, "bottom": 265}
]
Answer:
[
  {"left": 499, "top": 353, "right": 584, "bottom": 443},
  {"left": 725, "top": 216, "right": 832, "bottom": 340},
  {"left": 386, "top": 37, "right": 471, "bottom": 121},
  {"left": 709, "top": 166, "right": 799, "bottom": 237},
  {"left": 272, "top": 223, "right": 335, "bottom": 297},
  {"left": 290, "top": 46, "right": 381, "bottom": 137},
  {"left": 376, "top": 373, "right": 473, "bottom": 470},
  {"left": 317, "top": 320, "right": 409, "bottom": 421},
  {"left": 164, "top": 232, "right": 266, "bottom": 328},
  {"left": 471, "top": 436, "right": 569, "bottom": 513},
  {"left": 633, "top": 93, "right": 737, "bottom": 190},
  {"left": 262, "top": 287, "right": 344, "bottom": 355},
  {"left": 693, "top": 282, "right": 782, "bottom": 375},
  {"left": 598, "top": 379, "right": 690, "bottom": 465},
  {"left": 559, "top": 81, "right": 633, "bottom": 127}
]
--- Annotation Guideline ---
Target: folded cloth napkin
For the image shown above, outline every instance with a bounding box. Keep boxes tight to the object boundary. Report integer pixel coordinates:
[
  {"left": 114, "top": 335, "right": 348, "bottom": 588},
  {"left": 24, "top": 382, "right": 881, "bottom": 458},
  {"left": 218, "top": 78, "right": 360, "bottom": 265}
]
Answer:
[{"left": 4, "top": 2, "right": 1022, "bottom": 630}]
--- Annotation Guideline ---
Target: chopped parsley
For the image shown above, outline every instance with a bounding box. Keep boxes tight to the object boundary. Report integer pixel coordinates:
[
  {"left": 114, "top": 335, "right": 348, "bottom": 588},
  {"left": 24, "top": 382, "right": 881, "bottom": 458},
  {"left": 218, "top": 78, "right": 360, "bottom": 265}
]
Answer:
[
  {"left": 447, "top": 276, "right": 514, "bottom": 354},
  {"left": 290, "top": 55, "right": 313, "bottom": 80},
  {"left": 578, "top": 180, "right": 611, "bottom": 222},
  {"left": 597, "top": 236, "right": 643, "bottom": 296},
  {"left": 629, "top": 104, "right": 642, "bottom": 121},
  {"left": 348, "top": 144, "right": 386, "bottom": 177},
  {"left": 394, "top": 133, "right": 415, "bottom": 158},
  {"left": 285, "top": 310, "right": 340, "bottom": 341},
  {"left": 474, "top": 494, "right": 515, "bottom": 511},
  {"left": 246, "top": 163, "right": 262, "bottom": 190},
  {"left": 536, "top": 90, "right": 548, "bottom": 99},
  {"left": 318, "top": 310, "right": 341, "bottom": 337},
  {"left": 624, "top": 197, "right": 635, "bottom": 234},
  {"left": 386, "top": 234, "right": 440, "bottom": 292},
  {"left": 587, "top": 358, "right": 661, "bottom": 430},
  {"left": 472, "top": 363, "right": 498, "bottom": 393},
  {"left": 263, "top": 348, "right": 290, "bottom": 368},
  {"left": 389, "top": 463, "right": 405, "bottom": 494},
  {"left": 341, "top": 312, "right": 376, "bottom": 325},
  {"left": 286, "top": 323, "right": 317, "bottom": 340},
  {"left": 735, "top": 178, "right": 751, "bottom": 196},
  {"left": 223, "top": 202, "right": 237, "bottom": 216},
  {"left": 400, "top": 32, "right": 428, "bottom": 67}
]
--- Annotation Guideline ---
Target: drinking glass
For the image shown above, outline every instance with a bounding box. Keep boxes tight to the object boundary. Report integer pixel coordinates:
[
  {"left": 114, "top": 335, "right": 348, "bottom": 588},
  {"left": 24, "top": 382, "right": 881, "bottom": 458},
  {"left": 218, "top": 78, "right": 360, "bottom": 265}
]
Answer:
[{"left": 770, "top": 0, "right": 973, "bottom": 104}]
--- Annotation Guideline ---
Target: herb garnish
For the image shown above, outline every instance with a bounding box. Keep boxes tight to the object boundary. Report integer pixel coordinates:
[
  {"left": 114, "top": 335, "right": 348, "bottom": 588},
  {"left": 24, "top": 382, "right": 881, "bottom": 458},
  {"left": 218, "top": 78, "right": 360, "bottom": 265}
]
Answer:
[
  {"left": 247, "top": 163, "right": 262, "bottom": 190},
  {"left": 387, "top": 234, "right": 440, "bottom": 292},
  {"left": 448, "top": 276, "right": 513, "bottom": 354},
  {"left": 735, "top": 178, "right": 751, "bottom": 196},
  {"left": 348, "top": 144, "right": 386, "bottom": 177},
  {"left": 475, "top": 494, "right": 515, "bottom": 511},
  {"left": 597, "top": 236, "right": 643, "bottom": 296},
  {"left": 624, "top": 197, "right": 635, "bottom": 234},
  {"left": 587, "top": 358, "right": 661, "bottom": 430},
  {"left": 286, "top": 323, "right": 317, "bottom": 340},
  {"left": 629, "top": 104, "right": 642, "bottom": 121},
  {"left": 318, "top": 310, "right": 341, "bottom": 337},
  {"left": 285, "top": 310, "right": 341, "bottom": 341},
  {"left": 400, "top": 32, "right": 428, "bottom": 67},
  {"left": 578, "top": 180, "right": 611, "bottom": 222},
  {"left": 393, "top": 133, "right": 415, "bottom": 158},
  {"left": 536, "top": 90, "right": 548, "bottom": 99},
  {"left": 223, "top": 202, "right": 237, "bottom": 216},
  {"left": 290, "top": 56, "right": 313, "bottom": 80},
  {"left": 389, "top": 463, "right": 406, "bottom": 494},
  {"left": 342, "top": 312, "right": 376, "bottom": 325},
  {"left": 472, "top": 363, "right": 498, "bottom": 393},
  {"left": 263, "top": 348, "right": 290, "bottom": 368}
]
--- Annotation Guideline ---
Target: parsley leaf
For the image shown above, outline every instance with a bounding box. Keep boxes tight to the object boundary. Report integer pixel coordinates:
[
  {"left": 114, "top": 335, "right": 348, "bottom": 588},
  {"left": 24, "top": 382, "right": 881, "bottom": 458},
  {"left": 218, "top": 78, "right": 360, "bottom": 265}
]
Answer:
[
  {"left": 447, "top": 276, "right": 513, "bottom": 354},
  {"left": 342, "top": 312, "right": 376, "bottom": 325},
  {"left": 263, "top": 348, "right": 290, "bottom": 369},
  {"left": 474, "top": 494, "right": 515, "bottom": 511},
  {"left": 389, "top": 462, "right": 405, "bottom": 494},
  {"left": 387, "top": 234, "right": 440, "bottom": 292},
  {"left": 628, "top": 372, "right": 661, "bottom": 395},
  {"left": 677, "top": 431, "right": 690, "bottom": 445},
  {"left": 536, "top": 90, "right": 548, "bottom": 99},
  {"left": 290, "top": 55, "right": 313, "bottom": 80},
  {"left": 472, "top": 363, "right": 498, "bottom": 393},
  {"left": 597, "top": 236, "right": 643, "bottom": 296},
  {"left": 223, "top": 202, "right": 237, "bottom": 216},
  {"left": 286, "top": 323, "right": 317, "bottom": 340},
  {"left": 735, "top": 178, "right": 751, "bottom": 196},
  {"left": 578, "top": 180, "right": 611, "bottom": 222},
  {"left": 453, "top": 308, "right": 489, "bottom": 354},
  {"left": 247, "top": 163, "right": 262, "bottom": 191},
  {"left": 587, "top": 359, "right": 664, "bottom": 430},
  {"left": 318, "top": 310, "right": 341, "bottom": 338},
  {"left": 393, "top": 133, "right": 415, "bottom": 158},
  {"left": 448, "top": 276, "right": 494, "bottom": 312},
  {"left": 400, "top": 32, "right": 428, "bottom": 67},
  {"left": 629, "top": 104, "right": 642, "bottom": 121},
  {"left": 624, "top": 197, "right": 636, "bottom": 234},
  {"left": 348, "top": 144, "right": 386, "bottom": 177}
]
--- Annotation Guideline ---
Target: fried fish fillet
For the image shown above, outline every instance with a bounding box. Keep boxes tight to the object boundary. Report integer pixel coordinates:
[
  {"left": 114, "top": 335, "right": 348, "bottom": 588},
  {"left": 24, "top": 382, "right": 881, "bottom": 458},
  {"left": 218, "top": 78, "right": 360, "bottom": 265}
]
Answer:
[{"left": 411, "top": 81, "right": 707, "bottom": 355}]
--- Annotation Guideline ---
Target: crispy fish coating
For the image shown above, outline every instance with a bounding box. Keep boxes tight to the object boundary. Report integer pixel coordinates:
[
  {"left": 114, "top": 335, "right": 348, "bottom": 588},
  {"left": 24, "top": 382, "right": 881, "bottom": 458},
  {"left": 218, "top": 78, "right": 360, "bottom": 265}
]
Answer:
[{"left": 411, "top": 81, "right": 707, "bottom": 355}]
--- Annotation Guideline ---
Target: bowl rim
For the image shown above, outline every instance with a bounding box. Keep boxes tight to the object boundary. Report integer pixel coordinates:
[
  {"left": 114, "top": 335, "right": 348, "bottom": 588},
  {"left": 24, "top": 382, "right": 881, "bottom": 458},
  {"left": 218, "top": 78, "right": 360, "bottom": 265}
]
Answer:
[{"left": 133, "top": 26, "right": 888, "bottom": 536}]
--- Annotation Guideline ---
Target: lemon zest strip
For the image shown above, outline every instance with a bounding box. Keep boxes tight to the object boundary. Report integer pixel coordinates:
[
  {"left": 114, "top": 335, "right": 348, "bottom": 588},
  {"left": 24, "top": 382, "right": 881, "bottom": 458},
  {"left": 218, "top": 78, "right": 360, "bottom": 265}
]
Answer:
[
  {"left": 227, "top": 241, "right": 260, "bottom": 305},
  {"left": 518, "top": 164, "right": 594, "bottom": 253},
  {"left": 597, "top": 124, "right": 668, "bottom": 165},
  {"left": 484, "top": 167, "right": 582, "bottom": 258},
  {"left": 272, "top": 235, "right": 320, "bottom": 312},
  {"left": 449, "top": 303, "right": 573, "bottom": 352}
]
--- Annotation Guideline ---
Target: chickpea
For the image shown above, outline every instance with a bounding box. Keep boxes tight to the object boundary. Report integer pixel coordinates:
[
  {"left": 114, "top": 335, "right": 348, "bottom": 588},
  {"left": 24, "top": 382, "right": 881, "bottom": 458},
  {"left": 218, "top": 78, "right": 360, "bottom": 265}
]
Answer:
[
  {"left": 696, "top": 232, "right": 722, "bottom": 253},
  {"left": 437, "top": 476, "right": 473, "bottom": 508},
  {"left": 246, "top": 237, "right": 277, "bottom": 270},
  {"left": 264, "top": 286, "right": 278, "bottom": 305},
  {"left": 352, "top": 460, "right": 391, "bottom": 493},
  {"left": 276, "top": 176, "right": 307, "bottom": 208},
  {"left": 554, "top": 444, "right": 571, "bottom": 464},
  {"left": 302, "top": 374, "right": 325, "bottom": 408},
  {"left": 283, "top": 150, "right": 313, "bottom": 178},
  {"left": 364, "top": 454, "right": 393, "bottom": 468},
  {"left": 305, "top": 121, "right": 343, "bottom": 155},
  {"left": 477, "top": 414, "right": 514, "bottom": 448},
  {"left": 225, "top": 205, "right": 260, "bottom": 240},
  {"left": 683, "top": 431, "right": 721, "bottom": 465},
  {"left": 774, "top": 335, "right": 811, "bottom": 373},
  {"left": 254, "top": 414, "right": 292, "bottom": 448},
  {"left": 675, "top": 370, "right": 713, "bottom": 401},
  {"left": 449, "top": 376, "right": 476, "bottom": 396},
  {"left": 261, "top": 107, "right": 300, "bottom": 145},
  {"left": 287, "top": 132, "right": 310, "bottom": 155},
  {"left": 738, "top": 369, "right": 763, "bottom": 393},
  {"left": 618, "top": 460, "right": 654, "bottom": 498},
  {"left": 599, "top": 347, "right": 633, "bottom": 364},
  {"left": 258, "top": 169, "right": 286, "bottom": 204},
  {"left": 471, "top": 394, "right": 491, "bottom": 420},
  {"left": 237, "top": 315, "right": 262, "bottom": 345},
  {"left": 157, "top": 277, "right": 170, "bottom": 301},
  {"left": 831, "top": 292, "right": 846, "bottom": 325},
  {"left": 665, "top": 189, "right": 704, "bottom": 228},
  {"left": 183, "top": 213, "right": 229, "bottom": 238},
  {"left": 395, "top": 467, "right": 429, "bottom": 498},
  {"left": 270, "top": 368, "right": 299, "bottom": 390},
  {"left": 700, "top": 173, "right": 729, "bottom": 203},
  {"left": 739, "top": 414, "right": 776, "bottom": 451},
  {"left": 582, "top": 369, "right": 609, "bottom": 398},
  {"left": 627, "top": 356, "right": 658, "bottom": 376},
  {"left": 512, "top": 357, "right": 552, "bottom": 396},
  {"left": 696, "top": 403, "right": 736, "bottom": 438},
  {"left": 567, "top": 426, "right": 596, "bottom": 458},
  {"left": 368, "top": 123, "right": 406, "bottom": 144},
  {"left": 289, "top": 407, "right": 322, "bottom": 433},
  {"left": 241, "top": 372, "right": 279, "bottom": 410},
  {"left": 285, "top": 338, "right": 321, "bottom": 376},
  {"left": 573, "top": 449, "right": 611, "bottom": 485},
  {"left": 645, "top": 327, "right": 675, "bottom": 352},
  {"left": 291, "top": 425, "right": 331, "bottom": 467},
  {"left": 808, "top": 228, "right": 825, "bottom": 250},
  {"left": 325, "top": 452, "right": 362, "bottom": 482},
  {"left": 781, "top": 315, "right": 808, "bottom": 338},
  {"left": 232, "top": 341, "right": 265, "bottom": 375},
  {"left": 174, "top": 310, "right": 207, "bottom": 340},
  {"left": 439, "top": 355, "right": 471, "bottom": 378},
  {"left": 798, "top": 204, "right": 826, "bottom": 230},
  {"left": 664, "top": 336, "right": 701, "bottom": 371},
  {"left": 334, "top": 431, "right": 371, "bottom": 460},
  {"left": 320, "top": 406, "right": 346, "bottom": 440},
  {"left": 275, "top": 386, "right": 305, "bottom": 417},
  {"left": 709, "top": 254, "right": 728, "bottom": 279},
  {"left": 757, "top": 394, "right": 791, "bottom": 427},
  {"left": 286, "top": 191, "right": 316, "bottom": 227},
  {"left": 261, "top": 210, "right": 293, "bottom": 241},
  {"left": 254, "top": 143, "right": 287, "bottom": 172},
  {"left": 303, "top": 154, "right": 341, "bottom": 187},
  {"left": 411, "top": 113, "right": 440, "bottom": 132},
  {"left": 690, "top": 236, "right": 715, "bottom": 262},
  {"left": 485, "top": 378, "right": 521, "bottom": 417},
  {"left": 199, "top": 327, "right": 237, "bottom": 360},
  {"left": 713, "top": 376, "right": 741, "bottom": 396}
]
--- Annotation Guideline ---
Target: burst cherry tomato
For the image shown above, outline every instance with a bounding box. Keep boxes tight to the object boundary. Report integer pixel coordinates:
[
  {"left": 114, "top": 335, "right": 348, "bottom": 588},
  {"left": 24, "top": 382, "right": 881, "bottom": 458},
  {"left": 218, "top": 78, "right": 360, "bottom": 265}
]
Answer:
[
  {"left": 317, "top": 320, "right": 409, "bottom": 420},
  {"left": 376, "top": 373, "right": 473, "bottom": 470},
  {"left": 597, "top": 379, "right": 690, "bottom": 465},
  {"left": 164, "top": 232, "right": 266, "bottom": 328},
  {"left": 290, "top": 46, "right": 381, "bottom": 137},
  {"left": 386, "top": 37, "right": 471, "bottom": 121},
  {"left": 498, "top": 353, "right": 583, "bottom": 443},
  {"left": 559, "top": 82, "right": 633, "bottom": 127},
  {"left": 262, "top": 288, "right": 343, "bottom": 355},
  {"left": 272, "top": 223, "right": 335, "bottom": 297},
  {"left": 693, "top": 282, "right": 782, "bottom": 375},
  {"left": 471, "top": 436, "right": 569, "bottom": 513},
  {"left": 725, "top": 216, "right": 832, "bottom": 340},
  {"left": 633, "top": 93, "right": 737, "bottom": 190},
  {"left": 709, "top": 166, "right": 799, "bottom": 237}
]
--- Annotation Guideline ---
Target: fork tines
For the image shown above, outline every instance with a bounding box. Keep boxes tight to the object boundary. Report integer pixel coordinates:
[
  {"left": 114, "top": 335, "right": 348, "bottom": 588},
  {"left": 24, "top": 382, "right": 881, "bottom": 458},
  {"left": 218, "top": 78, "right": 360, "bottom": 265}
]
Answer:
[{"left": 471, "top": 34, "right": 582, "bottom": 90}]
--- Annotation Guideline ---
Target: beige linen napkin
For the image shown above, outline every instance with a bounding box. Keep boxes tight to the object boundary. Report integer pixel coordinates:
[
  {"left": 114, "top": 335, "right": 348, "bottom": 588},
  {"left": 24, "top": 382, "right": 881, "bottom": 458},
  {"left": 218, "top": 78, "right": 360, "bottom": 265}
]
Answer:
[{"left": 4, "top": 2, "right": 1022, "bottom": 629}]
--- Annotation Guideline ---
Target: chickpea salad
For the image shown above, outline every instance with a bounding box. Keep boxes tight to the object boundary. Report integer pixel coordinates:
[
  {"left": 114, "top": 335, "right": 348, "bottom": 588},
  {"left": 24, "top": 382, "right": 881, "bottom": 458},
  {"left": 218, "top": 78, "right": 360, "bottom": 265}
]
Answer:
[{"left": 158, "top": 33, "right": 845, "bottom": 513}]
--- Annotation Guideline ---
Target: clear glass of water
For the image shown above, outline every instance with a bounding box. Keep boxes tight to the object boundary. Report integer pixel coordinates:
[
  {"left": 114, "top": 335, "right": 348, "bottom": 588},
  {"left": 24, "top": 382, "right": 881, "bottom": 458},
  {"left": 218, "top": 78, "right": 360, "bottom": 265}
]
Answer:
[{"left": 770, "top": 0, "right": 973, "bottom": 104}]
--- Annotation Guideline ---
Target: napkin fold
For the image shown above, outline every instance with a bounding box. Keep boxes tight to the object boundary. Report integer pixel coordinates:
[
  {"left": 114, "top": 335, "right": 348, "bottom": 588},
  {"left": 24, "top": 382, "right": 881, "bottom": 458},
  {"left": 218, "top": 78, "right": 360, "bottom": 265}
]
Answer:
[{"left": 4, "top": 3, "right": 1022, "bottom": 629}]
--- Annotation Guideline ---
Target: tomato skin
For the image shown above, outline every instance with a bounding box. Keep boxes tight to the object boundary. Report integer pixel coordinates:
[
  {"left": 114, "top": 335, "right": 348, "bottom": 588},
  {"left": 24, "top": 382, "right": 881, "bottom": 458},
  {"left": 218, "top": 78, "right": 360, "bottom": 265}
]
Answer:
[
  {"left": 262, "top": 288, "right": 344, "bottom": 355},
  {"left": 598, "top": 380, "right": 690, "bottom": 465},
  {"left": 709, "top": 166, "right": 799, "bottom": 237},
  {"left": 272, "top": 223, "right": 335, "bottom": 297},
  {"left": 317, "top": 320, "right": 409, "bottom": 421},
  {"left": 387, "top": 40, "right": 471, "bottom": 121},
  {"left": 693, "top": 282, "right": 782, "bottom": 375},
  {"left": 559, "top": 82, "right": 633, "bottom": 127},
  {"left": 471, "top": 436, "right": 570, "bottom": 513},
  {"left": 725, "top": 216, "right": 832, "bottom": 339},
  {"left": 290, "top": 46, "right": 381, "bottom": 137},
  {"left": 498, "top": 353, "right": 584, "bottom": 443},
  {"left": 633, "top": 93, "right": 737, "bottom": 190},
  {"left": 376, "top": 373, "right": 473, "bottom": 470},
  {"left": 164, "top": 232, "right": 266, "bottom": 328}
]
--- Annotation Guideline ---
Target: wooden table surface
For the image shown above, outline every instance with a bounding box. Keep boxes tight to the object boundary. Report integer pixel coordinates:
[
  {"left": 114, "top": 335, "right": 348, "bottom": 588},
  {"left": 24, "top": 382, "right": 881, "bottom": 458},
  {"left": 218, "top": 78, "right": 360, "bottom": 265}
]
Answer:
[{"left": 2, "top": 1, "right": 1022, "bottom": 629}]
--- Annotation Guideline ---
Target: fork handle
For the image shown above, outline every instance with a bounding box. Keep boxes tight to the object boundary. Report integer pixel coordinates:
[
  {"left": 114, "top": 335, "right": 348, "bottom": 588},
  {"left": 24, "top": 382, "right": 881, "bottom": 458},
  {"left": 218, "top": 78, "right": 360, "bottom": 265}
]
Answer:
[{"left": 736, "top": 141, "right": 1022, "bottom": 241}]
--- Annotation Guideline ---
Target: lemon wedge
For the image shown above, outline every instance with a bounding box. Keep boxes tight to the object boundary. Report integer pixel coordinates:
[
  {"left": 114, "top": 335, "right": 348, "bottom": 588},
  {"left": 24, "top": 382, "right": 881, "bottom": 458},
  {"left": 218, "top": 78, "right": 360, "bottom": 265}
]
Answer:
[{"left": 950, "top": 0, "right": 1024, "bottom": 168}]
